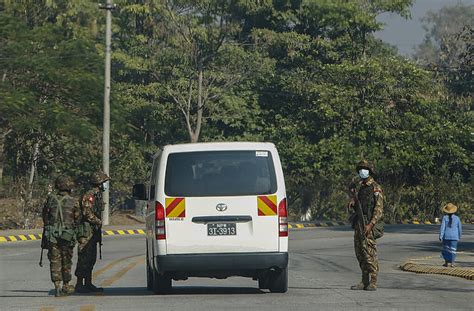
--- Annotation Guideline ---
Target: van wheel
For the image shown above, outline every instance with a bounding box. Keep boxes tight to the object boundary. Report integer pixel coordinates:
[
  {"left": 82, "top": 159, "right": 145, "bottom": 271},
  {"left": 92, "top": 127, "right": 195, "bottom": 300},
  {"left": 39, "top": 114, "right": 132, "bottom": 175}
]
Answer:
[
  {"left": 268, "top": 267, "right": 288, "bottom": 293},
  {"left": 152, "top": 270, "right": 172, "bottom": 295},
  {"left": 146, "top": 248, "right": 152, "bottom": 290},
  {"left": 258, "top": 276, "right": 269, "bottom": 289}
]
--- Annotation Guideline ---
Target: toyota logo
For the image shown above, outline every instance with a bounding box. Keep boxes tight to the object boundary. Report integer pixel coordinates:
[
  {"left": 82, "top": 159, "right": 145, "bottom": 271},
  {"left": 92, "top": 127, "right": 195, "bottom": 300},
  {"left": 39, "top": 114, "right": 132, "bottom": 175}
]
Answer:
[{"left": 216, "top": 203, "right": 227, "bottom": 212}]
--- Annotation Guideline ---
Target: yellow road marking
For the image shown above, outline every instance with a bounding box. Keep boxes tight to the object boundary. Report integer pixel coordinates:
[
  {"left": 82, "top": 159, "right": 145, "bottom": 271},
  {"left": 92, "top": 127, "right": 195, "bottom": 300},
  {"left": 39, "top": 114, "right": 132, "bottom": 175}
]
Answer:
[
  {"left": 127, "top": 229, "right": 135, "bottom": 235},
  {"left": 412, "top": 221, "right": 420, "bottom": 225},
  {"left": 0, "top": 237, "right": 7, "bottom": 242},
  {"left": 288, "top": 224, "right": 293, "bottom": 229},
  {"left": 93, "top": 254, "right": 142, "bottom": 278},
  {"left": 100, "top": 257, "right": 144, "bottom": 287},
  {"left": 39, "top": 307, "right": 55, "bottom": 311},
  {"left": 79, "top": 305, "right": 96, "bottom": 311},
  {"left": 137, "top": 229, "right": 145, "bottom": 234},
  {"left": 105, "top": 230, "right": 115, "bottom": 235},
  {"left": 29, "top": 234, "right": 37, "bottom": 240},
  {"left": 19, "top": 235, "right": 28, "bottom": 241},
  {"left": 296, "top": 224, "right": 304, "bottom": 228},
  {"left": 9, "top": 236, "right": 17, "bottom": 241},
  {"left": 117, "top": 230, "right": 125, "bottom": 235}
]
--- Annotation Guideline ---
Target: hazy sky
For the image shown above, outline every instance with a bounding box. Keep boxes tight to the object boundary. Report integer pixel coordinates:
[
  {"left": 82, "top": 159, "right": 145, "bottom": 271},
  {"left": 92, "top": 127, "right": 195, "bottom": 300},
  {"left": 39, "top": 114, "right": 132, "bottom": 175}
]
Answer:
[{"left": 374, "top": 0, "right": 474, "bottom": 57}]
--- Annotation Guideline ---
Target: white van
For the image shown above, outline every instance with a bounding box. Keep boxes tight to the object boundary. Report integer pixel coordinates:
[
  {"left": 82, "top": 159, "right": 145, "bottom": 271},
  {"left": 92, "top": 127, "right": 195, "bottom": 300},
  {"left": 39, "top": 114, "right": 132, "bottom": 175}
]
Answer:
[{"left": 133, "top": 142, "right": 288, "bottom": 294}]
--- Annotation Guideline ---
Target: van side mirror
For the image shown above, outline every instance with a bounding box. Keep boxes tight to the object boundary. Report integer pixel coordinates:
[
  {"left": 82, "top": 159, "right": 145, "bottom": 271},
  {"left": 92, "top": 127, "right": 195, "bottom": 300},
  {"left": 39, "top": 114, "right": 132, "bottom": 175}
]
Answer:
[{"left": 132, "top": 184, "right": 147, "bottom": 200}]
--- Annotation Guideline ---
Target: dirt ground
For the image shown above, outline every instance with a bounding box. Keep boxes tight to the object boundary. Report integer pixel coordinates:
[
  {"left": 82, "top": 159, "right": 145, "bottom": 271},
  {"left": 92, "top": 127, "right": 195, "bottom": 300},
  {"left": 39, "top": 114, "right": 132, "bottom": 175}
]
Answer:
[
  {"left": 0, "top": 198, "right": 143, "bottom": 230},
  {"left": 0, "top": 198, "right": 23, "bottom": 230}
]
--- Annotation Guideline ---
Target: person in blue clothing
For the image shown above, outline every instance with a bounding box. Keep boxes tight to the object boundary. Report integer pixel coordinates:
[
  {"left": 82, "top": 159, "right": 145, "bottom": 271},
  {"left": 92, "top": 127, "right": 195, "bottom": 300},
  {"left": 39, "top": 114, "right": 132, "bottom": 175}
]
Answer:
[{"left": 439, "top": 203, "right": 462, "bottom": 267}]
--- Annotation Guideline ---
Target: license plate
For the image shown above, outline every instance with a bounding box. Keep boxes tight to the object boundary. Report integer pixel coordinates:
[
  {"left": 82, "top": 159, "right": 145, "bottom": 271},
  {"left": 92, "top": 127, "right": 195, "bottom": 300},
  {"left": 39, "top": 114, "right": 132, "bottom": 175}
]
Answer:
[{"left": 207, "top": 223, "right": 236, "bottom": 236}]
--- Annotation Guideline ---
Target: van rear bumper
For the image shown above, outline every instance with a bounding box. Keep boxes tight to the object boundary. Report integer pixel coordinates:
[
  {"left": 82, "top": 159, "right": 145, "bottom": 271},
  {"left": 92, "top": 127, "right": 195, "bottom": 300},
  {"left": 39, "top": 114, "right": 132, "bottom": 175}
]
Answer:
[{"left": 155, "top": 252, "right": 288, "bottom": 275}]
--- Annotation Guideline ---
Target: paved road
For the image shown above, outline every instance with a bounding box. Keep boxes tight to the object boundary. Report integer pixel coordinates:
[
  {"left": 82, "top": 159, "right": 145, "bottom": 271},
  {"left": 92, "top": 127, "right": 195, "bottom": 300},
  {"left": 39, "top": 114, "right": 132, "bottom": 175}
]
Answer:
[{"left": 1, "top": 225, "right": 473, "bottom": 310}]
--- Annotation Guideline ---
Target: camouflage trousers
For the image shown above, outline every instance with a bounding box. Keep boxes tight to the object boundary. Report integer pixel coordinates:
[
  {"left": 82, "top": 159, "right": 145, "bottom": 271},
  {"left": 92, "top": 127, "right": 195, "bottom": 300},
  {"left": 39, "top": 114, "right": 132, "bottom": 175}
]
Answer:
[
  {"left": 48, "top": 240, "right": 74, "bottom": 283},
  {"left": 354, "top": 225, "right": 379, "bottom": 280},
  {"left": 74, "top": 236, "right": 98, "bottom": 278}
]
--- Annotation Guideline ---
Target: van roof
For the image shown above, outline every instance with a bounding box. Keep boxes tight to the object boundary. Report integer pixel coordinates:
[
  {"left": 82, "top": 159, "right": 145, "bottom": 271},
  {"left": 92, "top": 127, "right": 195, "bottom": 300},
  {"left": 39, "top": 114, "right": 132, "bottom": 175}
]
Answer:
[{"left": 162, "top": 142, "right": 276, "bottom": 154}]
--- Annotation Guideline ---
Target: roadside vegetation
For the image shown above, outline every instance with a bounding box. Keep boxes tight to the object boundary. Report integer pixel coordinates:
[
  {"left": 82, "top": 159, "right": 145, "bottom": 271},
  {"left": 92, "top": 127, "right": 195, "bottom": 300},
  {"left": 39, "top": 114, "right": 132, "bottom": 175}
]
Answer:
[{"left": 0, "top": 0, "right": 472, "bottom": 228}]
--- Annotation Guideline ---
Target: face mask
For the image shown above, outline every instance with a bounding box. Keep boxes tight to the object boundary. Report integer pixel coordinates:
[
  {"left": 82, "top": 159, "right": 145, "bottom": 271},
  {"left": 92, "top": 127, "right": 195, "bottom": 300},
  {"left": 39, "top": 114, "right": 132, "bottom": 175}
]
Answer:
[
  {"left": 358, "top": 169, "right": 370, "bottom": 179},
  {"left": 101, "top": 181, "right": 109, "bottom": 191}
]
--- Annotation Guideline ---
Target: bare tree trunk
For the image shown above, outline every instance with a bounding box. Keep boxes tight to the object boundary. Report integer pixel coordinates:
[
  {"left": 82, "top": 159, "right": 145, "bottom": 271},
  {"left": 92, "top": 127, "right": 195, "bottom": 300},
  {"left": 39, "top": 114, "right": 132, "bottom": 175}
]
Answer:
[
  {"left": 27, "top": 138, "right": 40, "bottom": 201},
  {"left": 191, "top": 61, "right": 204, "bottom": 143},
  {"left": 0, "top": 129, "right": 12, "bottom": 185}
]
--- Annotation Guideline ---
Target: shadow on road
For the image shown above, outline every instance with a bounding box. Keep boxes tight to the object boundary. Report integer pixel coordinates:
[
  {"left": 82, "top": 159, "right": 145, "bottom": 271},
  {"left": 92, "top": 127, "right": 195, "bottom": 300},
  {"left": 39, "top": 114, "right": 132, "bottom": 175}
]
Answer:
[
  {"left": 289, "top": 286, "right": 347, "bottom": 290},
  {"left": 72, "top": 286, "right": 265, "bottom": 296},
  {"left": 380, "top": 285, "right": 473, "bottom": 293},
  {"left": 168, "top": 286, "right": 264, "bottom": 295},
  {"left": 0, "top": 289, "right": 50, "bottom": 298}
]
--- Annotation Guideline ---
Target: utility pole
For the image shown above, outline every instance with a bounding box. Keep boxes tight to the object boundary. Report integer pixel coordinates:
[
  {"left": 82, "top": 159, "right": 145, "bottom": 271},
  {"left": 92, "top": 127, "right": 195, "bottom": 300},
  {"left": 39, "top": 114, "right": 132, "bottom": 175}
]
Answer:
[{"left": 100, "top": 0, "right": 115, "bottom": 225}]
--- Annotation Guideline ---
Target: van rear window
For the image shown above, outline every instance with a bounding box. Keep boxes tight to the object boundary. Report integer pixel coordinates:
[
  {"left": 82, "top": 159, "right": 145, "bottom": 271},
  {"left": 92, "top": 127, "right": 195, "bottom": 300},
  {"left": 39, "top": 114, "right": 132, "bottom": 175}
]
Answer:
[{"left": 165, "top": 150, "right": 277, "bottom": 197}]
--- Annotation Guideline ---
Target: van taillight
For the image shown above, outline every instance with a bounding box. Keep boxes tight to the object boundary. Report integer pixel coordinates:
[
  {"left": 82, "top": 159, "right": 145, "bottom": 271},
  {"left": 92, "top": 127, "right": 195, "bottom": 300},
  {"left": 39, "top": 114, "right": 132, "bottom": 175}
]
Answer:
[
  {"left": 155, "top": 201, "right": 166, "bottom": 240},
  {"left": 278, "top": 198, "right": 288, "bottom": 237}
]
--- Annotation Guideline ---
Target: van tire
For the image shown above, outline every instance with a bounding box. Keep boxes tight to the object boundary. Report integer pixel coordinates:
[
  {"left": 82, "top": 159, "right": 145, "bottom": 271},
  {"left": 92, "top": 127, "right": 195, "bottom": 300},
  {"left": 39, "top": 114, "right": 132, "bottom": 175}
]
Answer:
[
  {"left": 268, "top": 267, "right": 288, "bottom": 293},
  {"left": 152, "top": 270, "right": 172, "bottom": 295},
  {"left": 258, "top": 278, "right": 268, "bottom": 289},
  {"left": 146, "top": 248, "right": 152, "bottom": 290},
  {"left": 258, "top": 276, "right": 269, "bottom": 289}
]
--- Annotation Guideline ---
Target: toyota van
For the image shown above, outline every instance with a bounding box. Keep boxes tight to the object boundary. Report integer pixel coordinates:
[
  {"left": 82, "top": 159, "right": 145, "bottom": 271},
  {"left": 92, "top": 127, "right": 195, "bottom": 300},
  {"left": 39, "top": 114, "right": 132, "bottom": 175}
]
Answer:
[{"left": 133, "top": 142, "right": 289, "bottom": 294}]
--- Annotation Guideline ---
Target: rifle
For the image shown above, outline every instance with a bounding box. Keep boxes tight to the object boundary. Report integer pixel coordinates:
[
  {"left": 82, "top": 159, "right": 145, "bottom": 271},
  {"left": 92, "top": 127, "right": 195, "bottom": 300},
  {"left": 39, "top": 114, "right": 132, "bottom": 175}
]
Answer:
[
  {"left": 349, "top": 185, "right": 368, "bottom": 243},
  {"left": 98, "top": 226, "right": 102, "bottom": 260},
  {"left": 39, "top": 227, "right": 47, "bottom": 267},
  {"left": 39, "top": 249, "right": 44, "bottom": 267},
  {"left": 95, "top": 192, "right": 103, "bottom": 260}
]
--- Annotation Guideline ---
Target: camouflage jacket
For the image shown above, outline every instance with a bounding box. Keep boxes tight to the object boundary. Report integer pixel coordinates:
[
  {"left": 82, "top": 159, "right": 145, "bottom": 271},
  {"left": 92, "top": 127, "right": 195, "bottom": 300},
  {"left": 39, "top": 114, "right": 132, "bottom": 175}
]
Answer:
[
  {"left": 350, "top": 177, "right": 384, "bottom": 226},
  {"left": 80, "top": 188, "right": 103, "bottom": 226}
]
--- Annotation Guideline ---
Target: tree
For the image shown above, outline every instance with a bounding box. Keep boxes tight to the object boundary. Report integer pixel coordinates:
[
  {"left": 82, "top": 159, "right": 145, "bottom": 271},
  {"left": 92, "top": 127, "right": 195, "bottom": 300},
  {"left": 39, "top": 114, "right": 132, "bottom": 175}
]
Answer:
[
  {"left": 414, "top": 4, "right": 473, "bottom": 96},
  {"left": 156, "top": 0, "right": 252, "bottom": 143}
]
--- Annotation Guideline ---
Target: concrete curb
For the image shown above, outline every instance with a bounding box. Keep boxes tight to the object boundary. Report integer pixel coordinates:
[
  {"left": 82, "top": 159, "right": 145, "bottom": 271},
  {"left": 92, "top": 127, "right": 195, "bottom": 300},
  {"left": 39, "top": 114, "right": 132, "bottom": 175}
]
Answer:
[
  {"left": 400, "top": 261, "right": 474, "bottom": 280},
  {"left": 1, "top": 221, "right": 473, "bottom": 243},
  {"left": 0, "top": 229, "right": 146, "bottom": 243},
  {"left": 0, "top": 222, "right": 347, "bottom": 242}
]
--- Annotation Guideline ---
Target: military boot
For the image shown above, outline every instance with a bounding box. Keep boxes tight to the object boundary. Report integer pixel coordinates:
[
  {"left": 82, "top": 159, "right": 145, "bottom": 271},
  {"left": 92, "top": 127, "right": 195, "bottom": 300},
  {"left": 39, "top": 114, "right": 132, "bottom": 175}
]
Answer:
[
  {"left": 365, "top": 274, "right": 377, "bottom": 291},
  {"left": 85, "top": 274, "right": 104, "bottom": 292},
  {"left": 54, "top": 282, "right": 65, "bottom": 297},
  {"left": 62, "top": 282, "right": 75, "bottom": 295},
  {"left": 75, "top": 277, "right": 90, "bottom": 293},
  {"left": 351, "top": 274, "right": 369, "bottom": 290}
]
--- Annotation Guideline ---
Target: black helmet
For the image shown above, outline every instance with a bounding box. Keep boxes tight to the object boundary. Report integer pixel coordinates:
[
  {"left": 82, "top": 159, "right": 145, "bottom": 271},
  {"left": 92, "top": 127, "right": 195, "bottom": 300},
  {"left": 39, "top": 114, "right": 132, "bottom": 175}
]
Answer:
[
  {"left": 55, "top": 175, "right": 74, "bottom": 191},
  {"left": 356, "top": 160, "right": 375, "bottom": 175},
  {"left": 91, "top": 171, "right": 110, "bottom": 185}
]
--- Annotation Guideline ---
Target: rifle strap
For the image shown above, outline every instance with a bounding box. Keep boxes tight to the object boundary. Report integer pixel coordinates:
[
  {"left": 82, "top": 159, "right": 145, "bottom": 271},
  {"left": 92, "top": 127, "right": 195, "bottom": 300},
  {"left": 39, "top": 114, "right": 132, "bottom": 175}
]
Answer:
[{"left": 53, "top": 195, "right": 66, "bottom": 234}]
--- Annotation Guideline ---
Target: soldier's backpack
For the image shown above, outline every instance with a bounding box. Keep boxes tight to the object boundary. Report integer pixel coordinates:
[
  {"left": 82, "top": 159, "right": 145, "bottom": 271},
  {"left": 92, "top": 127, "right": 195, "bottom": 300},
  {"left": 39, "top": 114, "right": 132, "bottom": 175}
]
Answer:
[{"left": 44, "top": 194, "right": 77, "bottom": 245}]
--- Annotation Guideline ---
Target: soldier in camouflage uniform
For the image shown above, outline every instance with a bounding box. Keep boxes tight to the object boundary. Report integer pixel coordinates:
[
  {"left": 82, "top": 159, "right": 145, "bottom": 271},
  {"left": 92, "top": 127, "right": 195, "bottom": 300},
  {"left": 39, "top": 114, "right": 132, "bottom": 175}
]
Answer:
[
  {"left": 74, "top": 171, "right": 109, "bottom": 293},
  {"left": 42, "top": 175, "right": 80, "bottom": 297},
  {"left": 347, "top": 160, "right": 383, "bottom": 291}
]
